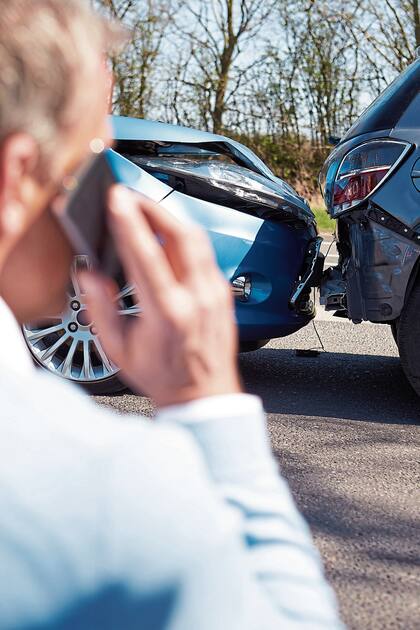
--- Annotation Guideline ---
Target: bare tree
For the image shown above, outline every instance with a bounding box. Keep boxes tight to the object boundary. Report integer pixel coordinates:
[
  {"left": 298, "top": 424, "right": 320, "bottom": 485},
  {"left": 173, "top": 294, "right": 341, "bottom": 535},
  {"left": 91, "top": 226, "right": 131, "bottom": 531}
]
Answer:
[
  {"left": 358, "top": 0, "right": 419, "bottom": 87},
  {"left": 276, "top": 0, "right": 363, "bottom": 145},
  {"left": 96, "top": 0, "right": 178, "bottom": 118},
  {"left": 93, "top": 0, "right": 420, "bottom": 196},
  {"left": 168, "top": 0, "right": 276, "bottom": 133}
]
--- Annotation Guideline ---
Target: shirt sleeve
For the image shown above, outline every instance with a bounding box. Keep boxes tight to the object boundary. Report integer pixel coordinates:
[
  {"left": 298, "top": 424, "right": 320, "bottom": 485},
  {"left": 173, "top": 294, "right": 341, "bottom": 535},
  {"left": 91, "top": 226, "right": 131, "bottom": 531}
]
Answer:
[
  {"left": 157, "top": 393, "right": 263, "bottom": 424},
  {"left": 152, "top": 394, "right": 343, "bottom": 628},
  {"left": 0, "top": 358, "right": 342, "bottom": 630}
]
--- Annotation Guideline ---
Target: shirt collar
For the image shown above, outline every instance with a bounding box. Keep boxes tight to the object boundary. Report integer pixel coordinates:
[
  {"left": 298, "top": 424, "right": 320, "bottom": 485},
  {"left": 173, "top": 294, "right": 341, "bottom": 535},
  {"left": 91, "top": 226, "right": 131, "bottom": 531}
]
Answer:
[{"left": 0, "top": 297, "right": 35, "bottom": 376}]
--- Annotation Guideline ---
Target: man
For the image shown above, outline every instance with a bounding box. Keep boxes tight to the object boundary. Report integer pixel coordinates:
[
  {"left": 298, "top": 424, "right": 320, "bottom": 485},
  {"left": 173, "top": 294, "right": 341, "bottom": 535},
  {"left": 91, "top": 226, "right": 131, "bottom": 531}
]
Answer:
[{"left": 0, "top": 1, "right": 342, "bottom": 628}]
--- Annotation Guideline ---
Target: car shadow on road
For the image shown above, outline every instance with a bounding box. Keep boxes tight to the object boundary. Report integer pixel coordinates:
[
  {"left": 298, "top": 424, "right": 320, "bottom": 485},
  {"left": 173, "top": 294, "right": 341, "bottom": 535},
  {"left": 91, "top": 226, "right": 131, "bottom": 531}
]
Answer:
[{"left": 239, "top": 347, "right": 420, "bottom": 424}]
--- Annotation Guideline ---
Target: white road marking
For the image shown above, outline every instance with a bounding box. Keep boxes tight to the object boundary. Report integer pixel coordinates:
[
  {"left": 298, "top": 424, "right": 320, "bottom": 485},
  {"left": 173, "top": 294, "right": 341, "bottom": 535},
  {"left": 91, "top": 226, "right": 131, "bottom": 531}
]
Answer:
[{"left": 320, "top": 238, "right": 338, "bottom": 268}]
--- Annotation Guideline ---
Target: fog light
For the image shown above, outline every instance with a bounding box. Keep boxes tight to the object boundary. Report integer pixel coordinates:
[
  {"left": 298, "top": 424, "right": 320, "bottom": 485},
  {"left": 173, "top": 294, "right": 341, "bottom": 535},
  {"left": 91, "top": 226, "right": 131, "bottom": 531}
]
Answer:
[{"left": 231, "top": 275, "right": 251, "bottom": 302}]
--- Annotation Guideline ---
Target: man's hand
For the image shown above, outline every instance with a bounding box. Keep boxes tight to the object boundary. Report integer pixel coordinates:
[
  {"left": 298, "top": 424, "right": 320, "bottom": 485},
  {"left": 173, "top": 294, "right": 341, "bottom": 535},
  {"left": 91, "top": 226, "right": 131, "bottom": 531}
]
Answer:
[{"left": 81, "top": 185, "right": 242, "bottom": 407}]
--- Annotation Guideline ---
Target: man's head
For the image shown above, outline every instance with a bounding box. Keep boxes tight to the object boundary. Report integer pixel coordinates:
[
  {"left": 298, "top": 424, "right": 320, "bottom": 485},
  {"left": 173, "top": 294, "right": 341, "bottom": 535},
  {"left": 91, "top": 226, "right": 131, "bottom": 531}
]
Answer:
[{"left": 0, "top": 0, "right": 121, "bottom": 322}]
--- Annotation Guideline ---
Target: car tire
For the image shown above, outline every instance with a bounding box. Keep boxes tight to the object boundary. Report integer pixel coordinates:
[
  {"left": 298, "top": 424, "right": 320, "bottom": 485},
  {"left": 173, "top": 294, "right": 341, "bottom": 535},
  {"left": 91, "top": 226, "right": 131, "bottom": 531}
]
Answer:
[
  {"left": 239, "top": 339, "right": 270, "bottom": 352},
  {"left": 27, "top": 354, "right": 127, "bottom": 395},
  {"left": 397, "top": 279, "right": 420, "bottom": 396},
  {"left": 390, "top": 320, "right": 399, "bottom": 346},
  {"left": 68, "top": 374, "right": 127, "bottom": 396}
]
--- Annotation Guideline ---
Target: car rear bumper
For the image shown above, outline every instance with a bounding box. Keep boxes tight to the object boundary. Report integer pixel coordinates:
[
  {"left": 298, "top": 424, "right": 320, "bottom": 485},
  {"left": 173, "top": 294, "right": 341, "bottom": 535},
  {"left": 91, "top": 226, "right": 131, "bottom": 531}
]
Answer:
[{"left": 321, "top": 205, "right": 420, "bottom": 322}]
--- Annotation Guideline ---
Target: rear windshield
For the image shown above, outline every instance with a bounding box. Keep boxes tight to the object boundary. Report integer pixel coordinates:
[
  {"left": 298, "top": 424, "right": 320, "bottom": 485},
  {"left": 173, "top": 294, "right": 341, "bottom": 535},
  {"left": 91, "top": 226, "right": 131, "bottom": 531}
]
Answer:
[{"left": 343, "top": 58, "right": 420, "bottom": 141}]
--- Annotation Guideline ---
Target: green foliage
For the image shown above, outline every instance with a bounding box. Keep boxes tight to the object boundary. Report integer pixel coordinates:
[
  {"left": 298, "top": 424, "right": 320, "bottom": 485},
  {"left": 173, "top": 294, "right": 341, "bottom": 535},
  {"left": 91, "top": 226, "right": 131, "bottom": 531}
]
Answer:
[
  {"left": 312, "top": 207, "right": 336, "bottom": 234},
  {"left": 230, "top": 132, "right": 330, "bottom": 197}
]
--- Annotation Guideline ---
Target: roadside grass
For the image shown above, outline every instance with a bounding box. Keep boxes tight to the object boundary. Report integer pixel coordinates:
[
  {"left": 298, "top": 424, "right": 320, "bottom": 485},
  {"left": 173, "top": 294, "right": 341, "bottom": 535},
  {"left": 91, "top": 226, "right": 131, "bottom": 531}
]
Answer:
[{"left": 312, "top": 206, "right": 336, "bottom": 234}]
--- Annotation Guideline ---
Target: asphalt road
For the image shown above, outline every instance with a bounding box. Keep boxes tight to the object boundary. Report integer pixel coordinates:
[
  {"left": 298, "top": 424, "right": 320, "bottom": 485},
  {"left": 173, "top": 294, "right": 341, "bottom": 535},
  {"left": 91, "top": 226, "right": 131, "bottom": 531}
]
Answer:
[{"left": 94, "top": 296, "right": 420, "bottom": 629}]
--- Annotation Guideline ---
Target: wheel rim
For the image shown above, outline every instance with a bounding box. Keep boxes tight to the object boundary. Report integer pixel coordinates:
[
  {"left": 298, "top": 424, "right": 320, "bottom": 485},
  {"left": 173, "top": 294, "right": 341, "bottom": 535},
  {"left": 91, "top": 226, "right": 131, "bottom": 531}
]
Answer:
[{"left": 22, "top": 256, "right": 141, "bottom": 384}]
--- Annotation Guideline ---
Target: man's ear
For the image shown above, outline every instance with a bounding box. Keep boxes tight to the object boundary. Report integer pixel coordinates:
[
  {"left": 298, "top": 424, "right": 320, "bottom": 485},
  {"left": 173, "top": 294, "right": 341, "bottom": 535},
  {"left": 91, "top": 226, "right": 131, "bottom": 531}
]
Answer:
[{"left": 0, "top": 133, "right": 39, "bottom": 236}]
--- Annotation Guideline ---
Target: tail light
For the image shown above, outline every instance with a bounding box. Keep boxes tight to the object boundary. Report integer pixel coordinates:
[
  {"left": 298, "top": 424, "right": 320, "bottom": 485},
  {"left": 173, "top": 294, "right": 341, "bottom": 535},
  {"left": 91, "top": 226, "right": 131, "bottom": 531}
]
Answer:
[{"left": 332, "top": 140, "right": 410, "bottom": 216}]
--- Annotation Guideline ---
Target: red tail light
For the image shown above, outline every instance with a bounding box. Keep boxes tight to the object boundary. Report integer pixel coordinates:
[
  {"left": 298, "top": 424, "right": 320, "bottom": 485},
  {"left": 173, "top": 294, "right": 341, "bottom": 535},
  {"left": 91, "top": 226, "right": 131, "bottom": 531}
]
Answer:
[{"left": 332, "top": 140, "right": 410, "bottom": 216}]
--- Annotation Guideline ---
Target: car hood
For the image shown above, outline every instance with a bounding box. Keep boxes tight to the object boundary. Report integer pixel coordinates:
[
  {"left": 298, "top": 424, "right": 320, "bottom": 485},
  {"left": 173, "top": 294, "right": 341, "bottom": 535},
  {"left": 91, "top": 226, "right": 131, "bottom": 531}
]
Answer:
[
  {"left": 111, "top": 116, "right": 314, "bottom": 224},
  {"left": 112, "top": 116, "right": 271, "bottom": 175}
]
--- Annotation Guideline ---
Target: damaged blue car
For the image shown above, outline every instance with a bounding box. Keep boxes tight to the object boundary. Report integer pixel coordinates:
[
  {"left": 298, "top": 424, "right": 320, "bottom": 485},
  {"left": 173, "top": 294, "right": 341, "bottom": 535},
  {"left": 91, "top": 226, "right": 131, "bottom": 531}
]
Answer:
[{"left": 23, "top": 116, "right": 323, "bottom": 393}]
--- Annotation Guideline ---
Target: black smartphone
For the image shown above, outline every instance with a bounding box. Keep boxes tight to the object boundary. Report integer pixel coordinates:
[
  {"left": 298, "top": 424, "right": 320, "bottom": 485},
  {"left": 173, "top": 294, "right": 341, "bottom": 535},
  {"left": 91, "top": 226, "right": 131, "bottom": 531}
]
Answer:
[{"left": 56, "top": 149, "right": 122, "bottom": 280}]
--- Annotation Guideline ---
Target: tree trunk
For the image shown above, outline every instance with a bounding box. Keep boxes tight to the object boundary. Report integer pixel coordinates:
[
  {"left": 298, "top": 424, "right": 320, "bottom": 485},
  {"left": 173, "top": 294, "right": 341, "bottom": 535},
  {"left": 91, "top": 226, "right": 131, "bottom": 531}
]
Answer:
[{"left": 413, "top": 0, "right": 420, "bottom": 48}]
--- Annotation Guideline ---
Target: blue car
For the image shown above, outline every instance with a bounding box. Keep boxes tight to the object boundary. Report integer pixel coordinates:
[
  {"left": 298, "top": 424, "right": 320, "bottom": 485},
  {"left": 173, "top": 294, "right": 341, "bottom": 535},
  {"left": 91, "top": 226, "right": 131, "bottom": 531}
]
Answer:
[{"left": 23, "top": 116, "right": 323, "bottom": 393}]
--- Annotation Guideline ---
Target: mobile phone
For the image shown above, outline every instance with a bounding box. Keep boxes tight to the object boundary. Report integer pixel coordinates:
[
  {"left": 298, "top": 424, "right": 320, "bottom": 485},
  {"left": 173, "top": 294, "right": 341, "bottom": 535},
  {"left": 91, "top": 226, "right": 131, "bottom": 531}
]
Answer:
[{"left": 57, "top": 149, "right": 122, "bottom": 280}]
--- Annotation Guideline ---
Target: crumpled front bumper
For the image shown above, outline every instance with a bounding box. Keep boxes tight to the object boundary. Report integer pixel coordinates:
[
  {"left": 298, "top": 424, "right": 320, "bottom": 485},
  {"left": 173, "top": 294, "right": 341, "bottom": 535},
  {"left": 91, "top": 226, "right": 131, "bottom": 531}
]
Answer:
[
  {"left": 320, "top": 205, "right": 420, "bottom": 323},
  {"left": 290, "top": 237, "right": 325, "bottom": 315}
]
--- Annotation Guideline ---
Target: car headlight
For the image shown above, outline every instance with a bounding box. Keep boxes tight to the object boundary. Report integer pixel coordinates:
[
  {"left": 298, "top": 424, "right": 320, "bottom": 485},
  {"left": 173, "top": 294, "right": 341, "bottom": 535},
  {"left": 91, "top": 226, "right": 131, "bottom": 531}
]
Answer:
[
  {"left": 132, "top": 156, "right": 313, "bottom": 223},
  {"left": 325, "top": 140, "right": 411, "bottom": 217},
  {"left": 178, "top": 159, "right": 292, "bottom": 208}
]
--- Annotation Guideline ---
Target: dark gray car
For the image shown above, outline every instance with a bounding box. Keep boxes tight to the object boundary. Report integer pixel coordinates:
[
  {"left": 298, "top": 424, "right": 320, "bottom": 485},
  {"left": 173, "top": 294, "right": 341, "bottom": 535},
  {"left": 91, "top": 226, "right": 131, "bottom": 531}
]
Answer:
[{"left": 320, "top": 56, "right": 420, "bottom": 396}]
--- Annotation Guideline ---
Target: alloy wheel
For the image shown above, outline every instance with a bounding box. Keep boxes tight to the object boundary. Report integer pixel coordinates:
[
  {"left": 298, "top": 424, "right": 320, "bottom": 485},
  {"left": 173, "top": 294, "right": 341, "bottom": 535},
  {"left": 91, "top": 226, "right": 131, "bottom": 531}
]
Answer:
[{"left": 22, "top": 256, "right": 140, "bottom": 386}]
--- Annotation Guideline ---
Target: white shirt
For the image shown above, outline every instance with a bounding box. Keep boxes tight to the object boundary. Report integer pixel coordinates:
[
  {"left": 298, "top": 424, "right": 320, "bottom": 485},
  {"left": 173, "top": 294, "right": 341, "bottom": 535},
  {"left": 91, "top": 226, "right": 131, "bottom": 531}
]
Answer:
[{"left": 0, "top": 297, "right": 342, "bottom": 629}]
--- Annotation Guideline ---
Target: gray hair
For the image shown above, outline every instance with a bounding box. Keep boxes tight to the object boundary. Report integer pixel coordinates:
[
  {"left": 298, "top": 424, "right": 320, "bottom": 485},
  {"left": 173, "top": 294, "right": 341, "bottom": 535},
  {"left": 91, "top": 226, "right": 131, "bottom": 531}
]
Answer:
[{"left": 0, "top": 0, "right": 125, "bottom": 154}]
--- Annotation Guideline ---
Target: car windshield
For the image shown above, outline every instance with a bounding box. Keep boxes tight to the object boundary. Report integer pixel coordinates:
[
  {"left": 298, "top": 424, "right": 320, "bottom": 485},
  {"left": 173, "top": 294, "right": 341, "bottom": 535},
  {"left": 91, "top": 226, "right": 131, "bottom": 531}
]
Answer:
[{"left": 343, "top": 58, "right": 420, "bottom": 141}]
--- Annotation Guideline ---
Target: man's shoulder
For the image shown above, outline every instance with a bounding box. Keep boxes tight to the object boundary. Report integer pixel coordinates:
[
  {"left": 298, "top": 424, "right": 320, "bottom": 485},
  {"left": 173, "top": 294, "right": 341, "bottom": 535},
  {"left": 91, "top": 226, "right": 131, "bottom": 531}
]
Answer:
[
  {"left": 0, "top": 368, "right": 157, "bottom": 530},
  {"left": 0, "top": 366, "right": 198, "bottom": 486},
  {"left": 0, "top": 366, "right": 216, "bottom": 540},
  {"left": 1, "top": 366, "right": 150, "bottom": 445},
  {"left": 0, "top": 369, "right": 216, "bottom": 623}
]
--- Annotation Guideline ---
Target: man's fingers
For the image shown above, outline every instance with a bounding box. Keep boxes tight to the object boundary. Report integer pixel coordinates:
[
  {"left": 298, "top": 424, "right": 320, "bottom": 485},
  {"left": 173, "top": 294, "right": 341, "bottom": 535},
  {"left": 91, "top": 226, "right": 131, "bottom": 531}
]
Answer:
[
  {"left": 141, "top": 196, "right": 231, "bottom": 317},
  {"left": 115, "top": 186, "right": 218, "bottom": 291},
  {"left": 109, "top": 186, "right": 229, "bottom": 324},
  {"left": 108, "top": 186, "right": 176, "bottom": 307},
  {"left": 79, "top": 271, "right": 124, "bottom": 364}
]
